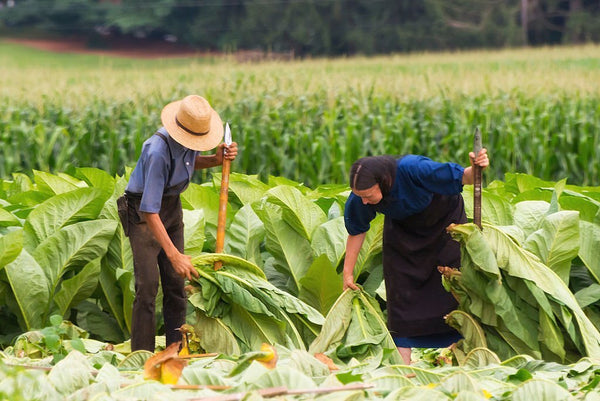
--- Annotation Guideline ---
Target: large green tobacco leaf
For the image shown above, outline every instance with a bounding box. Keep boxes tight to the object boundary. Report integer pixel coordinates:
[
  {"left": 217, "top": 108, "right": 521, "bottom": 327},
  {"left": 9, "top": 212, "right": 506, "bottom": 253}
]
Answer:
[
  {"left": 558, "top": 191, "right": 600, "bottom": 223},
  {"left": 31, "top": 170, "right": 83, "bottom": 195},
  {"left": 53, "top": 258, "right": 101, "bottom": 317},
  {"left": 192, "top": 310, "right": 241, "bottom": 355},
  {"left": 181, "top": 183, "right": 224, "bottom": 224},
  {"left": 462, "top": 186, "right": 514, "bottom": 226},
  {"left": 510, "top": 378, "right": 574, "bottom": 401},
  {"left": 47, "top": 351, "right": 94, "bottom": 396},
  {"left": 308, "top": 290, "right": 353, "bottom": 355},
  {"left": 252, "top": 202, "right": 313, "bottom": 294},
  {"left": 0, "top": 206, "right": 20, "bottom": 227},
  {"left": 523, "top": 210, "right": 580, "bottom": 284},
  {"left": 0, "top": 229, "right": 23, "bottom": 269},
  {"left": 354, "top": 214, "right": 384, "bottom": 278},
  {"left": 337, "top": 296, "right": 387, "bottom": 357},
  {"left": 299, "top": 255, "right": 343, "bottom": 316},
  {"left": 23, "top": 187, "right": 107, "bottom": 251},
  {"left": 504, "top": 173, "right": 557, "bottom": 196},
  {"left": 309, "top": 290, "right": 402, "bottom": 365},
  {"left": 3, "top": 249, "right": 49, "bottom": 330},
  {"left": 97, "top": 176, "right": 133, "bottom": 336},
  {"left": 225, "top": 172, "right": 272, "bottom": 205},
  {"left": 183, "top": 209, "right": 206, "bottom": 258},
  {"left": 311, "top": 216, "right": 347, "bottom": 269},
  {"left": 513, "top": 201, "right": 550, "bottom": 238},
  {"left": 445, "top": 310, "right": 487, "bottom": 365},
  {"left": 225, "top": 204, "right": 264, "bottom": 266},
  {"left": 32, "top": 220, "right": 117, "bottom": 319},
  {"left": 448, "top": 223, "right": 600, "bottom": 360},
  {"left": 266, "top": 185, "right": 327, "bottom": 241},
  {"left": 33, "top": 220, "right": 117, "bottom": 289},
  {"left": 248, "top": 366, "right": 316, "bottom": 391},
  {"left": 73, "top": 167, "right": 115, "bottom": 200},
  {"left": 579, "top": 220, "right": 600, "bottom": 283},
  {"left": 222, "top": 304, "right": 294, "bottom": 350},
  {"left": 190, "top": 254, "right": 324, "bottom": 352},
  {"left": 181, "top": 184, "right": 223, "bottom": 248}
]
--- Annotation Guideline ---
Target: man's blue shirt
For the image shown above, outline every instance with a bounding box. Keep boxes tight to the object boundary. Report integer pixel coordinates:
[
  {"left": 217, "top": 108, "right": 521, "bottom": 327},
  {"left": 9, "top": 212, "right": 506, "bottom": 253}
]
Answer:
[
  {"left": 344, "top": 155, "right": 465, "bottom": 235},
  {"left": 126, "top": 127, "right": 198, "bottom": 213}
]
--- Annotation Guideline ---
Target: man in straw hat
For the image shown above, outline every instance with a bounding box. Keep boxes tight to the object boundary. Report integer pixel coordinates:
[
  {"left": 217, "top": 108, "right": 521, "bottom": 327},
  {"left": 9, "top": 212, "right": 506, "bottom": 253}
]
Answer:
[{"left": 122, "top": 95, "right": 238, "bottom": 352}]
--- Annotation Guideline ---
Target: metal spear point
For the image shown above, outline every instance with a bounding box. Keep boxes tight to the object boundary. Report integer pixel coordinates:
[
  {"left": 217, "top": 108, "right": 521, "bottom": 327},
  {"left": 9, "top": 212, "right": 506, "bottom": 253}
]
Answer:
[
  {"left": 473, "top": 127, "right": 483, "bottom": 229},
  {"left": 214, "top": 123, "right": 232, "bottom": 270}
]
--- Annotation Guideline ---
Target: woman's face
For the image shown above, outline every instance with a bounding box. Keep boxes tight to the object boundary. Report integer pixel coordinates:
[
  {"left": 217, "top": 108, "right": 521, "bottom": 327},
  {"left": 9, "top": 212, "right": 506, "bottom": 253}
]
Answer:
[{"left": 352, "top": 184, "right": 383, "bottom": 205}]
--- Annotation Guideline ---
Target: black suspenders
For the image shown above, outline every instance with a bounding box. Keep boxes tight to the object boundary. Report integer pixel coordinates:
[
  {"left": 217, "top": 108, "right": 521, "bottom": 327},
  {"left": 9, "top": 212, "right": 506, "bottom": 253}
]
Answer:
[{"left": 154, "top": 132, "right": 175, "bottom": 185}]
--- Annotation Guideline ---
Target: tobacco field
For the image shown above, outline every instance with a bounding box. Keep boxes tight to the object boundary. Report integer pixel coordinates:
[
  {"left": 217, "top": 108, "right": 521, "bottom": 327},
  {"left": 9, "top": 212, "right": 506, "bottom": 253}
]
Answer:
[
  {"left": 1, "top": 168, "right": 600, "bottom": 399},
  {"left": 1, "top": 41, "right": 600, "bottom": 399}
]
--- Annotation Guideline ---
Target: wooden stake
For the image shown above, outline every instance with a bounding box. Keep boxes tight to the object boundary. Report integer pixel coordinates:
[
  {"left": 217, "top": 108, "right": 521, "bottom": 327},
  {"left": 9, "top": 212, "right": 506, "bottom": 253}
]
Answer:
[
  {"left": 214, "top": 154, "right": 231, "bottom": 271},
  {"left": 473, "top": 127, "right": 483, "bottom": 229}
]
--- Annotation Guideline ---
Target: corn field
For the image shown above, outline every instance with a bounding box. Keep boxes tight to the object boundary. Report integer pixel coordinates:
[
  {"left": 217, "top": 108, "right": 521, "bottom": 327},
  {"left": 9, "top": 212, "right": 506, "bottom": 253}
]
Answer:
[{"left": 1, "top": 42, "right": 599, "bottom": 187}]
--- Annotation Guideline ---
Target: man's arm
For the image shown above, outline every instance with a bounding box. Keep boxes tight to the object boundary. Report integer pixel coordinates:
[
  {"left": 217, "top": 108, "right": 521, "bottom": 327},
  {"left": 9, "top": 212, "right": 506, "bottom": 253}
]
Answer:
[
  {"left": 343, "top": 232, "right": 366, "bottom": 290},
  {"left": 143, "top": 212, "right": 198, "bottom": 280},
  {"left": 195, "top": 142, "right": 238, "bottom": 170}
]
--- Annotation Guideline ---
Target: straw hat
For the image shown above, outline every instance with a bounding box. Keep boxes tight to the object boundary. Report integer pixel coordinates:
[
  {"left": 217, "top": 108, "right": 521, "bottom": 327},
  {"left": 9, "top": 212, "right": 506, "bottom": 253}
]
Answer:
[{"left": 161, "top": 95, "right": 224, "bottom": 151}]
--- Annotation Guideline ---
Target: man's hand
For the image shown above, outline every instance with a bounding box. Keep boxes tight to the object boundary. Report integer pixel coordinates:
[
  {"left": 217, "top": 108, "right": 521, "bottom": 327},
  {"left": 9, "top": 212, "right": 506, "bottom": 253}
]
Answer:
[
  {"left": 144, "top": 212, "right": 199, "bottom": 281},
  {"left": 169, "top": 252, "right": 199, "bottom": 281},
  {"left": 215, "top": 142, "right": 238, "bottom": 165}
]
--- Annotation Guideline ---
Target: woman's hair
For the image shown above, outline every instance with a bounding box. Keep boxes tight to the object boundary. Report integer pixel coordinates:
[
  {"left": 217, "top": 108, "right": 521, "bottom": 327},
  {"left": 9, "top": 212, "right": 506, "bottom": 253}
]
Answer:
[{"left": 349, "top": 156, "right": 397, "bottom": 196}]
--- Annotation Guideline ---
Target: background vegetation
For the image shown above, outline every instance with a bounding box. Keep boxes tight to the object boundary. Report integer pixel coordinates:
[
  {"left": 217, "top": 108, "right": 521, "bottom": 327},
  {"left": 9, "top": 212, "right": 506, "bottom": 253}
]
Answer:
[{"left": 1, "top": 0, "right": 599, "bottom": 56}]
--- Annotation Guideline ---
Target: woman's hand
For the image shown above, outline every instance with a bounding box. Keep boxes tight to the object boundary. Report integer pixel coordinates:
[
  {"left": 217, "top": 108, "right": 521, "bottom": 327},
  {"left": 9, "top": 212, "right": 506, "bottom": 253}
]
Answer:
[
  {"left": 469, "top": 148, "right": 489, "bottom": 169},
  {"left": 462, "top": 148, "right": 489, "bottom": 185},
  {"left": 343, "top": 271, "right": 359, "bottom": 290}
]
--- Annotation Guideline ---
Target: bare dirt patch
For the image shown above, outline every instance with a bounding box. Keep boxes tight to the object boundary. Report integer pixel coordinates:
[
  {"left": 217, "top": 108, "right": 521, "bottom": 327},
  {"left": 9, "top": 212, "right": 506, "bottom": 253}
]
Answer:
[
  {"left": 4, "top": 37, "right": 296, "bottom": 62},
  {"left": 4, "top": 37, "right": 207, "bottom": 59}
]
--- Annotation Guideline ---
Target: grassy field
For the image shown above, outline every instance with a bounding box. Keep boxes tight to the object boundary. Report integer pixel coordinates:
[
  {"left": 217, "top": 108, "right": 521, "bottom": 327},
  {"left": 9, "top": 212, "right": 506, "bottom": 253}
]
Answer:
[{"left": 1, "top": 40, "right": 599, "bottom": 186}]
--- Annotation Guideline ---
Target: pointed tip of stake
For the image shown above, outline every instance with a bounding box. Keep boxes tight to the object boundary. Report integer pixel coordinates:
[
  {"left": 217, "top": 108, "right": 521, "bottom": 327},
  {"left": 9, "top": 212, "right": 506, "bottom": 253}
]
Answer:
[{"left": 224, "top": 122, "right": 232, "bottom": 146}]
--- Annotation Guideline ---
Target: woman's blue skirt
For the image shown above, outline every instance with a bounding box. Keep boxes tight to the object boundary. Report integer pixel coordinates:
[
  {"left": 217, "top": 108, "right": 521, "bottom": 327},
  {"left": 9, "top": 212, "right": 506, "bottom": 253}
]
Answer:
[{"left": 393, "top": 331, "right": 462, "bottom": 348}]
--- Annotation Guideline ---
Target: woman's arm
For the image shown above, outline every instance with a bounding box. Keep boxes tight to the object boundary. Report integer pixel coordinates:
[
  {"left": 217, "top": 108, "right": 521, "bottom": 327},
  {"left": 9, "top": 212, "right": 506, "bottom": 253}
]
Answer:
[{"left": 343, "top": 233, "right": 367, "bottom": 290}]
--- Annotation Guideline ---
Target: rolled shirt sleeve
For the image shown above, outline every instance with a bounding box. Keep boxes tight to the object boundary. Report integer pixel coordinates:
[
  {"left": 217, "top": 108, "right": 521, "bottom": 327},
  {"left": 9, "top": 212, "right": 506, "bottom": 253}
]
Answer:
[
  {"left": 343, "top": 155, "right": 465, "bottom": 235},
  {"left": 344, "top": 193, "right": 376, "bottom": 235}
]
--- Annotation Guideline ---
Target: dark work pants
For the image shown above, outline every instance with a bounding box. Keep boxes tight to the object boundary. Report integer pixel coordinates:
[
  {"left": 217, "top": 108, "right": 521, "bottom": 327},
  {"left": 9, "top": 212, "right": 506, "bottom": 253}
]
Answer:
[{"left": 126, "top": 194, "right": 186, "bottom": 352}]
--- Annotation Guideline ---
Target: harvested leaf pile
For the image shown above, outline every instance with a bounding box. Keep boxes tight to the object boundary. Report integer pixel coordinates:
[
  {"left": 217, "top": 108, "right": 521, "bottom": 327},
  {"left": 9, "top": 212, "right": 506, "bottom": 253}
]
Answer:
[{"left": 442, "top": 173, "right": 600, "bottom": 364}]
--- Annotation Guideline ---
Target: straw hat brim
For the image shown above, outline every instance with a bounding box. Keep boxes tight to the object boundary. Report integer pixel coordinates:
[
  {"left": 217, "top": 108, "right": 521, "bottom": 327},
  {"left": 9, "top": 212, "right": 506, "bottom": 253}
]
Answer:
[{"left": 161, "top": 100, "right": 224, "bottom": 151}]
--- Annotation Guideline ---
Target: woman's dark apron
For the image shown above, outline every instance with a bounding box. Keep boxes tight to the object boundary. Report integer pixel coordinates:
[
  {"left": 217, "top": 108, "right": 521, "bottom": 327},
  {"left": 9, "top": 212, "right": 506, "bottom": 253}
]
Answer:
[{"left": 382, "top": 193, "right": 466, "bottom": 338}]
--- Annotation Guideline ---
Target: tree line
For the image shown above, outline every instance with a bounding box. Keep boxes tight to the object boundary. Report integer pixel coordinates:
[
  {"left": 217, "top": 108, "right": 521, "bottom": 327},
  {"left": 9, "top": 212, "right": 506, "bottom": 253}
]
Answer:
[{"left": 1, "top": 0, "right": 599, "bottom": 56}]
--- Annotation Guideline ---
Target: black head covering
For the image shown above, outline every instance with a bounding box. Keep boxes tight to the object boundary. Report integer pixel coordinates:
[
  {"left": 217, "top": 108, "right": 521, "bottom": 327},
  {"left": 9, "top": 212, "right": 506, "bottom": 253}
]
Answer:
[{"left": 349, "top": 156, "right": 397, "bottom": 196}]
